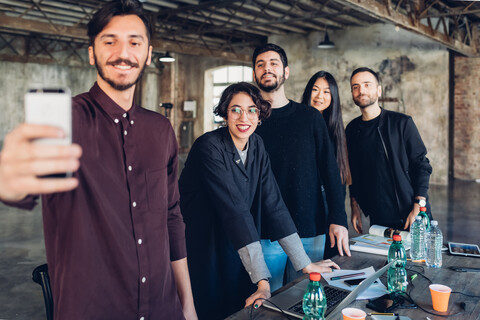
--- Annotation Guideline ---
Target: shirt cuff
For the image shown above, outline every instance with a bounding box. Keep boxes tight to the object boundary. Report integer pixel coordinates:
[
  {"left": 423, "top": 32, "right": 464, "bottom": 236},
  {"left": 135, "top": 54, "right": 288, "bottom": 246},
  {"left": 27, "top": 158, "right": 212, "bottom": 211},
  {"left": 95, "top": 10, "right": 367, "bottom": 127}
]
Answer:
[
  {"left": 278, "top": 233, "right": 311, "bottom": 271},
  {"left": 237, "top": 241, "right": 271, "bottom": 284}
]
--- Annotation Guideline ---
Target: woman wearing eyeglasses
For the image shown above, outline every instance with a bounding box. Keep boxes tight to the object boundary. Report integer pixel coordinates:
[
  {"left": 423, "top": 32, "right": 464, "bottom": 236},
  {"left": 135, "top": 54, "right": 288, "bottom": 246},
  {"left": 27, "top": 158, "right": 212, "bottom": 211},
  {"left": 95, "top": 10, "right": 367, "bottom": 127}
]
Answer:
[{"left": 179, "top": 82, "right": 339, "bottom": 320}]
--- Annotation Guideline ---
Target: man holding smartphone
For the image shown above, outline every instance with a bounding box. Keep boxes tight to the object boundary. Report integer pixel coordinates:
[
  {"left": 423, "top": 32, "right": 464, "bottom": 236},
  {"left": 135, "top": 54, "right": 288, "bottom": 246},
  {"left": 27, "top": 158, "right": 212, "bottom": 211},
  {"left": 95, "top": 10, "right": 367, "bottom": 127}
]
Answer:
[{"left": 0, "top": 1, "right": 197, "bottom": 319}]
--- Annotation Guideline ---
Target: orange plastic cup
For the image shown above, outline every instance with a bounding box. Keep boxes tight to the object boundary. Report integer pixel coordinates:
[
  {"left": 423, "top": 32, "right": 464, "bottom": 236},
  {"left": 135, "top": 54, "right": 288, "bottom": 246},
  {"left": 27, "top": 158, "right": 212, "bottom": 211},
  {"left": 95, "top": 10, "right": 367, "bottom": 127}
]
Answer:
[
  {"left": 341, "top": 307, "right": 366, "bottom": 320},
  {"left": 429, "top": 284, "right": 452, "bottom": 312}
]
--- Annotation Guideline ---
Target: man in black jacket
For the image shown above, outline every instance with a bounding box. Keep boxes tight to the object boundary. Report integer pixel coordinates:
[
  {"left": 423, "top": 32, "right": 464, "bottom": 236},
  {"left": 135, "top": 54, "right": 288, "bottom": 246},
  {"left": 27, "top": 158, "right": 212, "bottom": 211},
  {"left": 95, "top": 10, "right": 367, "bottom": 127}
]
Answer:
[{"left": 346, "top": 67, "right": 432, "bottom": 233}]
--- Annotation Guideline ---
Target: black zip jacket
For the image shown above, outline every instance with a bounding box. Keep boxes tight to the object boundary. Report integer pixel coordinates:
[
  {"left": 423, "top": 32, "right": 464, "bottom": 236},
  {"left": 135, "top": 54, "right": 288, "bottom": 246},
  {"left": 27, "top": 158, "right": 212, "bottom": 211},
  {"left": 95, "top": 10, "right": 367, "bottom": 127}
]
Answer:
[{"left": 346, "top": 109, "right": 433, "bottom": 223}]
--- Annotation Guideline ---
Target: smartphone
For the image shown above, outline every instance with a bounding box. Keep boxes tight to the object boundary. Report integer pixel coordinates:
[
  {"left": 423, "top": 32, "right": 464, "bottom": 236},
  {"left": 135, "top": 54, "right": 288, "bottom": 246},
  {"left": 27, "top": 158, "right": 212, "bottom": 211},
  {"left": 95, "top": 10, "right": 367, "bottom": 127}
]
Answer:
[
  {"left": 344, "top": 278, "right": 366, "bottom": 286},
  {"left": 366, "top": 294, "right": 399, "bottom": 313},
  {"left": 25, "top": 87, "right": 72, "bottom": 178},
  {"left": 448, "top": 242, "right": 480, "bottom": 258}
]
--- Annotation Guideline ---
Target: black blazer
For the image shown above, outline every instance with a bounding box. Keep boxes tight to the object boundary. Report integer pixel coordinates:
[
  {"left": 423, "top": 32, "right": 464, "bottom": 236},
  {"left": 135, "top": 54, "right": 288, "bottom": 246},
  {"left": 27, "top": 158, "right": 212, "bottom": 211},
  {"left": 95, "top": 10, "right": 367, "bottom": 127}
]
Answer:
[{"left": 179, "top": 127, "right": 297, "bottom": 319}]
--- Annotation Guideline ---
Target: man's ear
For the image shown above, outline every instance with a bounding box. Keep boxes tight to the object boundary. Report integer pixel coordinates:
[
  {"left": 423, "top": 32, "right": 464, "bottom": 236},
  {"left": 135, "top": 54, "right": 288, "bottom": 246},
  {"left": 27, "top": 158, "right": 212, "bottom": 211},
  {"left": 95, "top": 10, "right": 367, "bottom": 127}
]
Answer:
[
  {"left": 284, "top": 66, "right": 290, "bottom": 80},
  {"left": 377, "top": 85, "right": 382, "bottom": 97},
  {"left": 146, "top": 45, "right": 153, "bottom": 66},
  {"left": 88, "top": 46, "right": 95, "bottom": 66}
]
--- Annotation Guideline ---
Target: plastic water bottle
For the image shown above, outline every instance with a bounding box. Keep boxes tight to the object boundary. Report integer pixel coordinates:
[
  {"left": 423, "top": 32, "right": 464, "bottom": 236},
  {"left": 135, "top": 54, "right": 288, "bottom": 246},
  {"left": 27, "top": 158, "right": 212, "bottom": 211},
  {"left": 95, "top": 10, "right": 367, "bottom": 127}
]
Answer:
[
  {"left": 387, "top": 235, "right": 407, "bottom": 267},
  {"left": 387, "top": 235, "right": 408, "bottom": 293},
  {"left": 418, "top": 206, "right": 431, "bottom": 231},
  {"left": 410, "top": 216, "right": 426, "bottom": 261},
  {"left": 302, "top": 272, "right": 327, "bottom": 320},
  {"left": 387, "top": 265, "right": 408, "bottom": 293},
  {"left": 426, "top": 220, "right": 443, "bottom": 268}
]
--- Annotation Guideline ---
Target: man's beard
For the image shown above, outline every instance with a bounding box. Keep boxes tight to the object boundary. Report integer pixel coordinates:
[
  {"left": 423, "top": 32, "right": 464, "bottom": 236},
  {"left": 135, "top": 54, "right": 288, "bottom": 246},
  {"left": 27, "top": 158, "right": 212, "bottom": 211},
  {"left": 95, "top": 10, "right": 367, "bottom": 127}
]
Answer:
[
  {"left": 255, "top": 71, "right": 285, "bottom": 93},
  {"left": 94, "top": 54, "right": 147, "bottom": 91},
  {"left": 353, "top": 94, "right": 377, "bottom": 109}
]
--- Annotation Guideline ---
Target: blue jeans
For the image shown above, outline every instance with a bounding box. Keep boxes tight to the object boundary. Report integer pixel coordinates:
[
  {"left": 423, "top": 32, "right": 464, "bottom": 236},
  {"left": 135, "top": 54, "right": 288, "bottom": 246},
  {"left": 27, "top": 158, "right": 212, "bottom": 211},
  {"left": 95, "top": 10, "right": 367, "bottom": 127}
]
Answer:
[{"left": 261, "top": 234, "right": 326, "bottom": 292}]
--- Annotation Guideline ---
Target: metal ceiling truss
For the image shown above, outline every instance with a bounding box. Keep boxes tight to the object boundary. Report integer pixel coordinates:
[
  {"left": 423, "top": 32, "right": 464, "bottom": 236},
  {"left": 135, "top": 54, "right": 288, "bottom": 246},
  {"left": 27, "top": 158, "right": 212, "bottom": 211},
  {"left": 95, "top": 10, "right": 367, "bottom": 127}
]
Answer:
[
  {"left": 1, "top": 0, "right": 480, "bottom": 63},
  {"left": 332, "top": 0, "right": 479, "bottom": 56},
  {"left": 0, "top": 31, "right": 88, "bottom": 65}
]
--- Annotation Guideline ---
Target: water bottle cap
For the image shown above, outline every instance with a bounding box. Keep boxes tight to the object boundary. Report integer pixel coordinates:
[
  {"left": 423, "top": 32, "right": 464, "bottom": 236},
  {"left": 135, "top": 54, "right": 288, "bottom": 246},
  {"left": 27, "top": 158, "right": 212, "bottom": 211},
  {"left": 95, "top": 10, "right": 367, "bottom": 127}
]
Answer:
[
  {"left": 393, "top": 234, "right": 402, "bottom": 241},
  {"left": 309, "top": 272, "right": 321, "bottom": 281},
  {"left": 420, "top": 207, "right": 427, "bottom": 212},
  {"left": 431, "top": 220, "right": 438, "bottom": 226}
]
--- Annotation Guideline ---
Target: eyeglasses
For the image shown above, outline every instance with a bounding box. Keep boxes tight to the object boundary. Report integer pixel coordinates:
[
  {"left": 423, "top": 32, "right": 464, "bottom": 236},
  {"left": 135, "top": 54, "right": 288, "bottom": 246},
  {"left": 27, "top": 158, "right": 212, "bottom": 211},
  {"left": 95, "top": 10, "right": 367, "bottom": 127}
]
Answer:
[{"left": 228, "top": 107, "right": 260, "bottom": 120}]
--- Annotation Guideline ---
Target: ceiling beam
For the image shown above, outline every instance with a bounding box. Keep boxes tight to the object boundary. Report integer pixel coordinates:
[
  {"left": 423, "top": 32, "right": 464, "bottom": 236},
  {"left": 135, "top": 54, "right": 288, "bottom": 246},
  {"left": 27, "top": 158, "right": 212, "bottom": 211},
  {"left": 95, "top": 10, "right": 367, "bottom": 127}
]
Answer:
[
  {"left": 0, "top": 13, "right": 250, "bottom": 62},
  {"left": 332, "top": 0, "right": 478, "bottom": 57}
]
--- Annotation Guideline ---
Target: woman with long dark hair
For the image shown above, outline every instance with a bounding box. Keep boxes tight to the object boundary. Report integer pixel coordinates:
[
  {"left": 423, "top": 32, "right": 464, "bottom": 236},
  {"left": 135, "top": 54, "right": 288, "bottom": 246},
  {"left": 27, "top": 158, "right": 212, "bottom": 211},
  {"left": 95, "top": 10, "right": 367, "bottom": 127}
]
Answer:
[
  {"left": 180, "top": 82, "right": 339, "bottom": 319},
  {"left": 301, "top": 71, "right": 351, "bottom": 186}
]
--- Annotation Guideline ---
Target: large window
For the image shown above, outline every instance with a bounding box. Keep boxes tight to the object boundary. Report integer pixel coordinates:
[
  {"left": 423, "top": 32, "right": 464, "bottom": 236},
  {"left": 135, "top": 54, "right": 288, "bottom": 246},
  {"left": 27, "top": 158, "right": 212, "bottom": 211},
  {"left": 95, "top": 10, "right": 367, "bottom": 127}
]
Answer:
[{"left": 212, "top": 66, "right": 253, "bottom": 123}]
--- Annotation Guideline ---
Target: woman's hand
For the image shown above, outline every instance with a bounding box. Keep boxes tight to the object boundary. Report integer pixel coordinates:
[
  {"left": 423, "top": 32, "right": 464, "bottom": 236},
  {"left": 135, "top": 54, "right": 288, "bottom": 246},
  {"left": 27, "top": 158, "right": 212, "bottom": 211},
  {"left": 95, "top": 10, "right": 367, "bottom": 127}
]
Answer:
[
  {"left": 245, "top": 279, "right": 271, "bottom": 309},
  {"left": 302, "top": 259, "right": 340, "bottom": 274}
]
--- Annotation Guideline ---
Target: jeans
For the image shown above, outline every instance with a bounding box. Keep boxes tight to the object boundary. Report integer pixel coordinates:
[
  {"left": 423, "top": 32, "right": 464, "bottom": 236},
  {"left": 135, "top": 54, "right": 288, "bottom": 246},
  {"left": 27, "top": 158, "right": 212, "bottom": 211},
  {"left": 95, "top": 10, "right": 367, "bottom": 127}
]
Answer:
[{"left": 261, "top": 234, "right": 326, "bottom": 292}]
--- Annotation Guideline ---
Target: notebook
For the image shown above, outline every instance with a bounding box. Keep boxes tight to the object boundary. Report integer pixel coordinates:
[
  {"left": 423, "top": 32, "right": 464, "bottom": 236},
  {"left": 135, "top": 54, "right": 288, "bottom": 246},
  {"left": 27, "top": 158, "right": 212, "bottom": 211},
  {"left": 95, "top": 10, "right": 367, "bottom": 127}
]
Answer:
[{"left": 262, "top": 261, "right": 393, "bottom": 320}]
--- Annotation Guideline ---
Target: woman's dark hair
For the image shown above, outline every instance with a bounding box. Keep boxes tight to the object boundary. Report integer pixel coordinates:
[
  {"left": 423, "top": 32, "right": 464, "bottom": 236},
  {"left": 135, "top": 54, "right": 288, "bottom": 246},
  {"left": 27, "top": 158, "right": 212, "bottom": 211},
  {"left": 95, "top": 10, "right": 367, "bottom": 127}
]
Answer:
[
  {"left": 301, "top": 71, "right": 352, "bottom": 185},
  {"left": 87, "top": 0, "right": 153, "bottom": 46},
  {"left": 214, "top": 82, "right": 271, "bottom": 121}
]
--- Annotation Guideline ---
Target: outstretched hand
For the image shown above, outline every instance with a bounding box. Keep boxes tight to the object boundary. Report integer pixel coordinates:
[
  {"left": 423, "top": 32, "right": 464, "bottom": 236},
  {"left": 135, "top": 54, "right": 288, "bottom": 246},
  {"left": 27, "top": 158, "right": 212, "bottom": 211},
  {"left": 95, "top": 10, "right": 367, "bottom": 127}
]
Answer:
[
  {"left": 0, "top": 124, "right": 81, "bottom": 202},
  {"left": 245, "top": 279, "right": 271, "bottom": 309},
  {"left": 329, "top": 224, "right": 351, "bottom": 257},
  {"left": 302, "top": 259, "right": 340, "bottom": 274}
]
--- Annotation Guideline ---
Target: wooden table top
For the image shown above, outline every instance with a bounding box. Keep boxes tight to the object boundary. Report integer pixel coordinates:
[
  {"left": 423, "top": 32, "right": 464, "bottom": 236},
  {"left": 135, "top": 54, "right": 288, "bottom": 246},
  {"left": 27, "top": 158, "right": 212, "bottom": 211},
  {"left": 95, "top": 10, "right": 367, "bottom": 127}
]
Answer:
[{"left": 226, "top": 251, "right": 480, "bottom": 320}]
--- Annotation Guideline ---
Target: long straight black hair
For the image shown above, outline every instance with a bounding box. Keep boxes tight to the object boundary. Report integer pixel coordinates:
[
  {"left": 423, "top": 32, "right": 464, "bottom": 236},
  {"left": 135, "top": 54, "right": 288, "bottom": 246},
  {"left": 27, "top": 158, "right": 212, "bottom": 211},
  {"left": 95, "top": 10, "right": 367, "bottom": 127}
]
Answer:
[{"left": 301, "top": 71, "right": 352, "bottom": 185}]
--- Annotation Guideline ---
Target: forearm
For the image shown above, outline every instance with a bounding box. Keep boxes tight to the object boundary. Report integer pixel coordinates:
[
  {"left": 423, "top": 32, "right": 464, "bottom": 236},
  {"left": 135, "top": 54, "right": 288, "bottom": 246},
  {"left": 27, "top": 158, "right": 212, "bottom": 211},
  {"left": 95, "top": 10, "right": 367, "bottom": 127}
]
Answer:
[
  {"left": 278, "top": 233, "right": 311, "bottom": 271},
  {"left": 237, "top": 241, "right": 271, "bottom": 283},
  {"left": 171, "top": 258, "right": 196, "bottom": 315}
]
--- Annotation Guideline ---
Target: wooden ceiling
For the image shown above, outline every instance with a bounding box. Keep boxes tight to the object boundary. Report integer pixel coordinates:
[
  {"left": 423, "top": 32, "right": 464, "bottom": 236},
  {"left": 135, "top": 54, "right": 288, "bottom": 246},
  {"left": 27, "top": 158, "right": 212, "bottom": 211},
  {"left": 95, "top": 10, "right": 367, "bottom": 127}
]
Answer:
[{"left": 0, "top": 0, "right": 479, "bottom": 65}]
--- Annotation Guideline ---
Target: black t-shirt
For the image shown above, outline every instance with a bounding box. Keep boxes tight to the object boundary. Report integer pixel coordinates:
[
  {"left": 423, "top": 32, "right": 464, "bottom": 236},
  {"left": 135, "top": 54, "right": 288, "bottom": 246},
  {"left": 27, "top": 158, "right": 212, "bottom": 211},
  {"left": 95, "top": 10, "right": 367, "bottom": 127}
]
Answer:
[{"left": 356, "top": 115, "right": 402, "bottom": 228}]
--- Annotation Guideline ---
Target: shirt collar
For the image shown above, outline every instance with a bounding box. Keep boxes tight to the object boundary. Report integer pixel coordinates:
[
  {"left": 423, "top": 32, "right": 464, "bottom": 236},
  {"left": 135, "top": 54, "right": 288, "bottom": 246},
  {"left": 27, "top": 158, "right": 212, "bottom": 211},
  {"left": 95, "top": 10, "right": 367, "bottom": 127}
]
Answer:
[{"left": 89, "top": 82, "right": 138, "bottom": 121}]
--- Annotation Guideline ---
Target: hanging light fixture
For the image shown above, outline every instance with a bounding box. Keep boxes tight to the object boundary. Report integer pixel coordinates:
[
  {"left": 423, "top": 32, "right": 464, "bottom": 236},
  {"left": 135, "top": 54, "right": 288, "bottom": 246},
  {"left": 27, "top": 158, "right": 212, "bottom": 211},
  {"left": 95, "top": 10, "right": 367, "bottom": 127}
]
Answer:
[
  {"left": 317, "top": 31, "right": 335, "bottom": 49},
  {"left": 159, "top": 52, "right": 175, "bottom": 62}
]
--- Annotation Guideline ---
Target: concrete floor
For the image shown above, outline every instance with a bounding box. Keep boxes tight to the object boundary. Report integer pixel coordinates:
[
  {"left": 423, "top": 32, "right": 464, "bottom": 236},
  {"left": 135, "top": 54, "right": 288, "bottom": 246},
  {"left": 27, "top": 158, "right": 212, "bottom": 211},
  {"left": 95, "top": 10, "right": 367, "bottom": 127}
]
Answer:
[{"left": 0, "top": 180, "right": 479, "bottom": 319}]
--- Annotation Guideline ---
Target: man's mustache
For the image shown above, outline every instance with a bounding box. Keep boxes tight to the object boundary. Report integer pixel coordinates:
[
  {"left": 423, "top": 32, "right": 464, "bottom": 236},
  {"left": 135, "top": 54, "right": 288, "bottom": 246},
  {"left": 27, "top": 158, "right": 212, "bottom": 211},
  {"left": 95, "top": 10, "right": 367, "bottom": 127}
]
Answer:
[
  {"left": 261, "top": 72, "right": 276, "bottom": 80},
  {"left": 107, "top": 59, "right": 139, "bottom": 68}
]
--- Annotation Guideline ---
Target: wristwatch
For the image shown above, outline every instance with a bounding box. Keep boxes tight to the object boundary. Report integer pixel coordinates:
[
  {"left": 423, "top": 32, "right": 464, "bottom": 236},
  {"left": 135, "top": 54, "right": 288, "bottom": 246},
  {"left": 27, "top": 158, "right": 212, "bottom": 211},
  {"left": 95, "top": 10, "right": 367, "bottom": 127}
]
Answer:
[{"left": 414, "top": 198, "right": 426, "bottom": 207}]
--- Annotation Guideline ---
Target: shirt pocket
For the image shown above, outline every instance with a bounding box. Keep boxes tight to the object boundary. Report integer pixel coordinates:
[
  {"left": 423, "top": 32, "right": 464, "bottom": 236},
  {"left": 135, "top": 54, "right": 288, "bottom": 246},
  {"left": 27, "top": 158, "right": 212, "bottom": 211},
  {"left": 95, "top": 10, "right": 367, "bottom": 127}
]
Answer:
[{"left": 146, "top": 167, "right": 168, "bottom": 212}]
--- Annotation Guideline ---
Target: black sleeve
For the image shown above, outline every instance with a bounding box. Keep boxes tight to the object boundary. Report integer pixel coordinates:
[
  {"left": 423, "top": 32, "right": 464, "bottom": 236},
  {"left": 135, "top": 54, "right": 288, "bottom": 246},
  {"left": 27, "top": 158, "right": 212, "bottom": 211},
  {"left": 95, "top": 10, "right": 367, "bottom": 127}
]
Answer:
[
  {"left": 313, "top": 113, "right": 348, "bottom": 228},
  {"left": 403, "top": 117, "right": 432, "bottom": 197}
]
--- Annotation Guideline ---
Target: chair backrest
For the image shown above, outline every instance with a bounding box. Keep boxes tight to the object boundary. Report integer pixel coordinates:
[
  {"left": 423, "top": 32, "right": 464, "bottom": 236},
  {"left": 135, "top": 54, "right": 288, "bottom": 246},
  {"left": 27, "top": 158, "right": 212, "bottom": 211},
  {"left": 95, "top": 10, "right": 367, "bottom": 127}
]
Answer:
[{"left": 32, "top": 264, "right": 53, "bottom": 320}]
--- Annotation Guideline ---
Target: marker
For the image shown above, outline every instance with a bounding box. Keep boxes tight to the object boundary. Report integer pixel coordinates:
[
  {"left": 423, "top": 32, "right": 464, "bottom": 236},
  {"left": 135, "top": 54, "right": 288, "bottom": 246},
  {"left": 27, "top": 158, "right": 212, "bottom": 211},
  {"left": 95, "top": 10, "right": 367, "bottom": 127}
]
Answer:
[{"left": 330, "top": 272, "right": 366, "bottom": 281}]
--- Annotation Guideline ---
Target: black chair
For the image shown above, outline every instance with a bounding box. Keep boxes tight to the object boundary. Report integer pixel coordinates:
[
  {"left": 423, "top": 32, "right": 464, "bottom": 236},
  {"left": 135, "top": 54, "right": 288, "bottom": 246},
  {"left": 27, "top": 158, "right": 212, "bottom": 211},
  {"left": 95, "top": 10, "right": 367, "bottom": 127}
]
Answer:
[{"left": 32, "top": 264, "right": 54, "bottom": 320}]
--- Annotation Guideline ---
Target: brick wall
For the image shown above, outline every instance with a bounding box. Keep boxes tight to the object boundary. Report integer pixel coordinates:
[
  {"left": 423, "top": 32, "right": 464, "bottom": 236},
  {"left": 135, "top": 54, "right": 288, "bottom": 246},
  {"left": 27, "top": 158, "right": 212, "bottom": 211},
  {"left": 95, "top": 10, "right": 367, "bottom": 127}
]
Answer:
[{"left": 454, "top": 56, "right": 480, "bottom": 180}]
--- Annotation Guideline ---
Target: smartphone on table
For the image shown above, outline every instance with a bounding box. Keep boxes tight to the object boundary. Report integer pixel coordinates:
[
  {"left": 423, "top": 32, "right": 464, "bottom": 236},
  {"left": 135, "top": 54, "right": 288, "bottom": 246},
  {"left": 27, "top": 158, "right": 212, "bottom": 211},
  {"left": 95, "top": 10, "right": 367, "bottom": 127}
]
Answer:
[{"left": 24, "top": 87, "right": 72, "bottom": 178}]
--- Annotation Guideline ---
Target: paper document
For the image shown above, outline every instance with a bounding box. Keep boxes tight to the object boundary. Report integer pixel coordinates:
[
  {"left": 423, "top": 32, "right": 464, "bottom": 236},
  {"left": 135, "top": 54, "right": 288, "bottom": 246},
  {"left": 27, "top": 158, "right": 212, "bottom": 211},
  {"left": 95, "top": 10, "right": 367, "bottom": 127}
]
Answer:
[{"left": 321, "top": 267, "right": 388, "bottom": 300}]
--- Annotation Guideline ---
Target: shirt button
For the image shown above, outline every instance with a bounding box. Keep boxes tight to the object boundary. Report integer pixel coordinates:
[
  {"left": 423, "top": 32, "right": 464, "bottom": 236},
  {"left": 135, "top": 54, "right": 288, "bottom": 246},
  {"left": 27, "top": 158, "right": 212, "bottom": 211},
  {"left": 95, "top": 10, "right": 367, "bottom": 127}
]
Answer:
[
  {"left": 123, "top": 113, "right": 127, "bottom": 118},
  {"left": 124, "top": 130, "right": 128, "bottom": 136},
  {"left": 128, "top": 165, "right": 132, "bottom": 171},
  {"left": 114, "top": 119, "right": 119, "bottom": 123},
  {"left": 138, "top": 239, "right": 142, "bottom": 245},
  {"left": 131, "top": 120, "right": 134, "bottom": 125},
  {"left": 133, "top": 202, "right": 137, "bottom": 207},
  {"left": 142, "top": 276, "right": 146, "bottom": 283}
]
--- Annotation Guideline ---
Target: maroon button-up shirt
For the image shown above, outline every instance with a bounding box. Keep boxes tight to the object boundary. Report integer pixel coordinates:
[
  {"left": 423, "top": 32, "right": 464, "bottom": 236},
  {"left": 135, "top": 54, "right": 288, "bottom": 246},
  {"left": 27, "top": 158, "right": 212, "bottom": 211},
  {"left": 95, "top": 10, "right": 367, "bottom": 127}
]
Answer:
[{"left": 7, "top": 83, "right": 186, "bottom": 320}]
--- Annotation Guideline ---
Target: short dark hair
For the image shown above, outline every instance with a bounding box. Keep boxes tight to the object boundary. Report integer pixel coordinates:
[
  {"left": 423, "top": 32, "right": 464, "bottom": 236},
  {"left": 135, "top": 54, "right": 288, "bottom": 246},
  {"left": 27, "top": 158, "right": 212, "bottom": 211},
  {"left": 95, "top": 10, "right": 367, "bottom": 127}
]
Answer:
[
  {"left": 87, "top": 0, "right": 153, "bottom": 46},
  {"left": 214, "top": 82, "right": 271, "bottom": 121},
  {"left": 350, "top": 67, "right": 380, "bottom": 84},
  {"left": 252, "top": 43, "right": 288, "bottom": 69}
]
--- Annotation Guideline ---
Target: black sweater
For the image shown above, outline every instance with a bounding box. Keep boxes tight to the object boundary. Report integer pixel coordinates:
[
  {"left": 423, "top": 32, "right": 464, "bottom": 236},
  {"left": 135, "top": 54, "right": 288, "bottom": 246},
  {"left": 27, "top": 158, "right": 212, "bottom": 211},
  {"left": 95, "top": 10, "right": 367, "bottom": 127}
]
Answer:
[
  {"left": 256, "top": 100, "right": 348, "bottom": 237},
  {"left": 346, "top": 108, "right": 433, "bottom": 224}
]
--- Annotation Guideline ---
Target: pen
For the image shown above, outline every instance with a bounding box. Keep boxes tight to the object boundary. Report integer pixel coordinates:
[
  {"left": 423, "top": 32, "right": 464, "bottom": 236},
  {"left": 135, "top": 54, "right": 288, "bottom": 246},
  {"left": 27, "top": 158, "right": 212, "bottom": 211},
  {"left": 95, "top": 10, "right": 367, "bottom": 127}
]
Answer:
[{"left": 331, "top": 272, "right": 365, "bottom": 281}]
